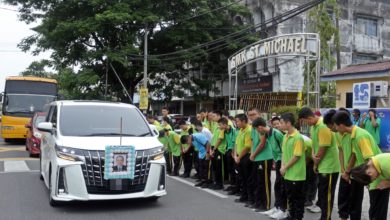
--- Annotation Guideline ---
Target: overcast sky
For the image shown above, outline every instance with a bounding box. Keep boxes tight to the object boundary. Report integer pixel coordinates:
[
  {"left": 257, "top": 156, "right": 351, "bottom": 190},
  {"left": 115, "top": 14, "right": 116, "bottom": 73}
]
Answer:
[{"left": 0, "top": 4, "right": 50, "bottom": 93}]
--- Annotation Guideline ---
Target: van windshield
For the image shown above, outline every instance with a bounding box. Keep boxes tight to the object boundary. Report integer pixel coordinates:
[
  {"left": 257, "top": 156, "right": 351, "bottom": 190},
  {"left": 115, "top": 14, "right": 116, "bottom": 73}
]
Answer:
[{"left": 59, "top": 105, "right": 151, "bottom": 137}]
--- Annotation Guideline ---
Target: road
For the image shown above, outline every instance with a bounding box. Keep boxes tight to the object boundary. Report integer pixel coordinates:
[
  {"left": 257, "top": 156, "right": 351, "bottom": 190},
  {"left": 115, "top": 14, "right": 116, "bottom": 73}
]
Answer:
[{"left": 0, "top": 138, "right": 388, "bottom": 220}]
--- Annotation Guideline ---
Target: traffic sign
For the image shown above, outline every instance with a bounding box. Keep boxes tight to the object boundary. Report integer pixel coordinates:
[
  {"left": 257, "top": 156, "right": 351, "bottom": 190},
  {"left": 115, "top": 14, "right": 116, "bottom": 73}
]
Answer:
[{"left": 139, "top": 87, "right": 148, "bottom": 110}]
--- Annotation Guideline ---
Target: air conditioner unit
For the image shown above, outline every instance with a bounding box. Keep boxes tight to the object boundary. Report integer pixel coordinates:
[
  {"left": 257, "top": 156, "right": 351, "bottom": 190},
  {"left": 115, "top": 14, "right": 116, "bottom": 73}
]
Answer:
[{"left": 370, "top": 81, "right": 388, "bottom": 97}]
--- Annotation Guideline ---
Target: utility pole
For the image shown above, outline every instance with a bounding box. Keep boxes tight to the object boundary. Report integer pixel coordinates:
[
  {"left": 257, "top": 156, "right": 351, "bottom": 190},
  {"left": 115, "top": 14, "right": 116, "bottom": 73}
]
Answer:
[{"left": 143, "top": 28, "right": 148, "bottom": 88}]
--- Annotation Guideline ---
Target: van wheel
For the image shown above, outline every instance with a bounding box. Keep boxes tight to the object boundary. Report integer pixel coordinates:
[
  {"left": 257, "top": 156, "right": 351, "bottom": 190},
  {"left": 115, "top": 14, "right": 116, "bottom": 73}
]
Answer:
[{"left": 48, "top": 167, "right": 60, "bottom": 207}]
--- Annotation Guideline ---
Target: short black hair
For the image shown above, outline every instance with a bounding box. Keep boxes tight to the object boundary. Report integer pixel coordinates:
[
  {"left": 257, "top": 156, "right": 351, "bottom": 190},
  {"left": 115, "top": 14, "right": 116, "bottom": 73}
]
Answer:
[
  {"left": 332, "top": 111, "right": 352, "bottom": 127},
  {"left": 352, "top": 109, "right": 361, "bottom": 116},
  {"left": 180, "top": 135, "right": 190, "bottom": 144},
  {"left": 213, "top": 110, "right": 223, "bottom": 117},
  {"left": 298, "top": 107, "right": 314, "bottom": 119},
  {"left": 368, "top": 109, "right": 377, "bottom": 119},
  {"left": 281, "top": 113, "right": 295, "bottom": 126},
  {"left": 338, "top": 107, "right": 350, "bottom": 116},
  {"left": 271, "top": 116, "right": 280, "bottom": 123},
  {"left": 162, "top": 116, "right": 171, "bottom": 123},
  {"left": 162, "top": 106, "right": 169, "bottom": 111},
  {"left": 218, "top": 117, "right": 228, "bottom": 125},
  {"left": 199, "top": 109, "right": 207, "bottom": 113},
  {"left": 146, "top": 114, "right": 155, "bottom": 119},
  {"left": 323, "top": 109, "right": 337, "bottom": 125},
  {"left": 158, "top": 130, "right": 165, "bottom": 138},
  {"left": 235, "top": 113, "right": 248, "bottom": 123},
  {"left": 194, "top": 120, "right": 203, "bottom": 127},
  {"left": 252, "top": 118, "right": 267, "bottom": 128},
  {"left": 350, "top": 163, "right": 371, "bottom": 185}
]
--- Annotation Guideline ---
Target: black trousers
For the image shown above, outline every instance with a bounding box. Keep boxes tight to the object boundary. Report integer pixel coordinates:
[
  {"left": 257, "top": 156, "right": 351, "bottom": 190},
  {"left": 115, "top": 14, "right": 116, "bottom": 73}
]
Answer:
[
  {"left": 164, "top": 151, "right": 172, "bottom": 174},
  {"left": 305, "top": 160, "right": 318, "bottom": 202},
  {"left": 274, "top": 160, "right": 287, "bottom": 211},
  {"left": 193, "top": 151, "right": 199, "bottom": 177},
  {"left": 252, "top": 159, "right": 273, "bottom": 209},
  {"left": 285, "top": 180, "right": 305, "bottom": 220},
  {"left": 226, "top": 149, "right": 237, "bottom": 187},
  {"left": 212, "top": 150, "right": 224, "bottom": 186},
  {"left": 237, "top": 154, "right": 253, "bottom": 201},
  {"left": 199, "top": 158, "right": 211, "bottom": 182},
  {"left": 338, "top": 178, "right": 364, "bottom": 220},
  {"left": 318, "top": 172, "right": 339, "bottom": 220},
  {"left": 172, "top": 155, "right": 181, "bottom": 175},
  {"left": 182, "top": 148, "right": 193, "bottom": 176},
  {"left": 369, "top": 188, "right": 390, "bottom": 220}
]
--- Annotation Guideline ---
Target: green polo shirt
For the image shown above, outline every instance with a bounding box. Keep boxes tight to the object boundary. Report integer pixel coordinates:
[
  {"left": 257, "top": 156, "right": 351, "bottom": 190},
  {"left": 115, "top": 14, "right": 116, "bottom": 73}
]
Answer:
[
  {"left": 350, "top": 125, "right": 382, "bottom": 190},
  {"left": 335, "top": 132, "right": 353, "bottom": 170},
  {"left": 252, "top": 127, "right": 276, "bottom": 161},
  {"left": 211, "top": 127, "right": 227, "bottom": 154},
  {"left": 236, "top": 125, "right": 252, "bottom": 156},
  {"left": 158, "top": 136, "right": 169, "bottom": 152},
  {"left": 166, "top": 131, "right": 181, "bottom": 156},
  {"left": 225, "top": 126, "right": 237, "bottom": 151},
  {"left": 371, "top": 153, "right": 390, "bottom": 180},
  {"left": 310, "top": 118, "right": 340, "bottom": 174},
  {"left": 282, "top": 129, "right": 306, "bottom": 181},
  {"left": 363, "top": 117, "right": 381, "bottom": 145},
  {"left": 269, "top": 128, "right": 284, "bottom": 161}
]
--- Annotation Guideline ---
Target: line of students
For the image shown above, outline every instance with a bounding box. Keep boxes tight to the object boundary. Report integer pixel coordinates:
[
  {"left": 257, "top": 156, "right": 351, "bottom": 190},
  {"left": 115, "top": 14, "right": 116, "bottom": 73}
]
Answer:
[{"left": 149, "top": 107, "right": 389, "bottom": 220}]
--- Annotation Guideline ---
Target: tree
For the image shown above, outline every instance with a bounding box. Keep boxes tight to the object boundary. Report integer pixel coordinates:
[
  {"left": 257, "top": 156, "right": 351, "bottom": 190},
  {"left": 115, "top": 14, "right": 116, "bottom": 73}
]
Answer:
[
  {"left": 6, "top": 0, "right": 252, "bottom": 103},
  {"left": 307, "top": 0, "right": 340, "bottom": 108},
  {"left": 20, "top": 59, "right": 54, "bottom": 78}
]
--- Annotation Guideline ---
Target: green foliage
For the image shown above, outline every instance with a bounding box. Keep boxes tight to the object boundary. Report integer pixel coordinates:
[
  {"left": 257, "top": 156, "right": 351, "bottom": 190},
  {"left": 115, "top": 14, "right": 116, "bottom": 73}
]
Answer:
[
  {"left": 7, "top": 0, "right": 252, "bottom": 103},
  {"left": 269, "top": 105, "right": 301, "bottom": 126},
  {"left": 20, "top": 59, "right": 55, "bottom": 78}
]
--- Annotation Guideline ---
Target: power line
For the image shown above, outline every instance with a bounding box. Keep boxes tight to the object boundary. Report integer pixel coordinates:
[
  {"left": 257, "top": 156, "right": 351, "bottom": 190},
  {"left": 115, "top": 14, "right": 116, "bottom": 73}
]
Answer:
[{"left": 0, "top": 6, "right": 18, "bottom": 12}]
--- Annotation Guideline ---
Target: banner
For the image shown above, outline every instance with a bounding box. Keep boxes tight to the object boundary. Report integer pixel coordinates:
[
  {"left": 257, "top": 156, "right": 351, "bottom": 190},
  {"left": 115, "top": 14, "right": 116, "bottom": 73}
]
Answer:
[
  {"left": 238, "top": 75, "right": 273, "bottom": 94},
  {"left": 353, "top": 82, "right": 371, "bottom": 109},
  {"left": 139, "top": 87, "right": 148, "bottom": 110}
]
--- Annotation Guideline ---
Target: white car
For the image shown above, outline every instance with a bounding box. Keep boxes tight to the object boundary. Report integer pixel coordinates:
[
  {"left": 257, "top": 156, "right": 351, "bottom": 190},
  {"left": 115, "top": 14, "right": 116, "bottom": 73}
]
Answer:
[{"left": 38, "top": 101, "right": 166, "bottom": 206}]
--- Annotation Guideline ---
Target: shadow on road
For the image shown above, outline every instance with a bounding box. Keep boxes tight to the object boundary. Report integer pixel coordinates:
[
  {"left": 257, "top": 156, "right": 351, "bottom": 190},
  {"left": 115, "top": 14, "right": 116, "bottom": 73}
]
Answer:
[{"left": 2, "top": 139, "right": 26, "bottom": 145}]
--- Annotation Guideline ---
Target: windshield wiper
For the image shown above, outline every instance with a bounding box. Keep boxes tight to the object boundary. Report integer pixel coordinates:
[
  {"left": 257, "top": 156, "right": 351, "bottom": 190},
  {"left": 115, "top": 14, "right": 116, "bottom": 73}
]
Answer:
[
  {"left": 137, "top": 132, "right": 151, "bottom": 137},
  {"left": 82, "top": 133, "right": 137, "bottom": 137}
]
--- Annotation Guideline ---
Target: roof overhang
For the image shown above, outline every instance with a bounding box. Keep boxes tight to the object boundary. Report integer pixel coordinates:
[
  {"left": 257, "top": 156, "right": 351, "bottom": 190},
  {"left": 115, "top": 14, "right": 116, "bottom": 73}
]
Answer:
[{"left": 321, "top": 70, "right": 390, "bottom": 82}]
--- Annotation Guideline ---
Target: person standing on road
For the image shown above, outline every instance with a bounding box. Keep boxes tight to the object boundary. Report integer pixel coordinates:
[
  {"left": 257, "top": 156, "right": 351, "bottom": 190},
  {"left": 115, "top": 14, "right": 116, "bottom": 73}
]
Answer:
[
  {"left": 146, "top": 114, "right": 162, "bottom": 130},
  {"left": 351, "top": 109, "right": 361, "bottom": 126},
  {"left": 233, "top": 114, "right": 253, "bottom": 204},
  {"left": 333, "top": 111, "right": 385, "bottom": 220},
  {"left": 179, "top": 120, "right": 194, "bottom": 178},
  {"left": 299, "top": 107, "right": 340, "bottom": 220},
  {"left": 279, "top": 112, "right": 306, "bottom": 220},
  {"left": 210, "top": 110, "right": 226, "bottom": 190},
  {"left": 162, "top": 116, "right": 173, "bottom": 131},
  {"left": 360, "top": 109, "right": 381, "bottom": 146},
  {"left": 181, "top": 133, "right": 211, "bottom": 188},
  {"left": 251, "top": 117, "right": 280, "bottom": 214},
  {"left": 219, "top": 117, "right": 238, "bottom": 194},
  {"left": 163, "top": 129, "right": 182, "bottom": 176}
]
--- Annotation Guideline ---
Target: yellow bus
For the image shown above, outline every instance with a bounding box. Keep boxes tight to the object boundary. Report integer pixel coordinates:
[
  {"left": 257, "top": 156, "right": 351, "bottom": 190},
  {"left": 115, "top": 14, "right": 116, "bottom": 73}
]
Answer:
[{"left": 1, "top": 76, "right": 58, "bottom": 141}]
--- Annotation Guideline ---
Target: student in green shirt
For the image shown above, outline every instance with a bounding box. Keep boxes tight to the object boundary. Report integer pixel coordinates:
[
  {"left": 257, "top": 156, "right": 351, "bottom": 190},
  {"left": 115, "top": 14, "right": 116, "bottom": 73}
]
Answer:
[
  {"left": 279, "top": 112, "right": 306, "bottom": 220},
  {"left": 159, "top": 130, "right": 172, "bottom": 175},
  {"left": 251, "top": 117, "right": 281, "bottom": 213},
  {"left": 179, "top": 120, "right": 194, "bottom": 178},
  {"left": 146, "top": 114, "right": 162, "bottom": 130},
  {"left": 162, "top": 129, "right": 182, "bottom": 176},
  {"left": 210, "top": 110, "right": 226, "bottom": 190},
  {"left": 299, "top": 107, "right": 340, "bottom": 220},
  {"left": 333, "top": 111, "right": 384, "bottom": 220},
  {"left": 218, "top": 117, "right": 238, "bottom": 194},
  {"left": 234, "top": 113, "right": 253, "bottom": 204},
  {"left": 324, "top": 109, "right": 363, "bottom": 220},
  {"left": 360, "top": 109, "right": 381, "bottom": 146}
]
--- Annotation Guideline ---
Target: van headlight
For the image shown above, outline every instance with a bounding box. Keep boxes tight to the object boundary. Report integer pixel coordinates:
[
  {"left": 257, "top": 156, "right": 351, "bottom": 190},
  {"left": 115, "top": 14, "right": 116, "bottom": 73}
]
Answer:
[
  {"left": 55, "top": 145, "right": 82, "bottom": 162},
  {"left": 149, "top": 146, "right": 164, "bottom": 161}
]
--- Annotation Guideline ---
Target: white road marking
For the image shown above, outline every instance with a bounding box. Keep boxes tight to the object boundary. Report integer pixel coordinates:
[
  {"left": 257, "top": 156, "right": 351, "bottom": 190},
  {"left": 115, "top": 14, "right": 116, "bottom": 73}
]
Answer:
[
  {"left": 4, "top": 160, "right": 30, "bottom": 172},
  {"left": 167, "top": 175, "right": 228, "bottom": 199}
]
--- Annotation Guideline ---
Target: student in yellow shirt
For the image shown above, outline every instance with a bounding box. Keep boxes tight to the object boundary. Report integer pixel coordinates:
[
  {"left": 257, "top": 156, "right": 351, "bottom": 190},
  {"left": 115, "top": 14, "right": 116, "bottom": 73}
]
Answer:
[
  {"left": 146, "top": 114, "right": 162, "bottom": 130},
  {"left": 234, "top": 113, "right": 253, "bottom": 204},
  {"left": 333, "top": 111, "right": 384, "bottom": 220},
  {"left": 279, "top": 112, "right": 306, "bottom": 220},
  {"left": 162, "top": 116, "right": 173, "bottom": 131},
  {"left": 299, "top": 107, "right": 340, "bottom": 220}
]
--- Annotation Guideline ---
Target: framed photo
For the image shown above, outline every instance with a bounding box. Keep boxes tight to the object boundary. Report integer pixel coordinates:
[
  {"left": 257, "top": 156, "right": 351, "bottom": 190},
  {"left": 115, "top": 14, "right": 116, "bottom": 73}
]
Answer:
[{"left": 104, "top": 146, "right": 136, "bottom": 180}]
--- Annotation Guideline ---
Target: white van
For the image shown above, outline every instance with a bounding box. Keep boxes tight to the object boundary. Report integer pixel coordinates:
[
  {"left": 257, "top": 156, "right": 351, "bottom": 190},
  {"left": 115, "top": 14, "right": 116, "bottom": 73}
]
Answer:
[{"left": 38, "top": 101, "right": 166, "bottom": 206}]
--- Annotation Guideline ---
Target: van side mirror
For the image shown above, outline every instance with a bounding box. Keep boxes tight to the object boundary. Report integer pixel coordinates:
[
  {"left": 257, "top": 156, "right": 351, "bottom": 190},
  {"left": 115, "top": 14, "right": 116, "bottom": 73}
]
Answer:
[
  {"left": 149, "top": 125, "right": 159, "bottom": 137},
  {"left": 37, "top": 122, "right": 53, "bottom": 133}
]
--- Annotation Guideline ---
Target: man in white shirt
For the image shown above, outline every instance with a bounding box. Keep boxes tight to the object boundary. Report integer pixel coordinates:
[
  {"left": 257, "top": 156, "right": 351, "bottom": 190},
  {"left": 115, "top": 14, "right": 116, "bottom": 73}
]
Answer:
[{"left": 195, "top": 121, "right": 213, "bottom": 142}]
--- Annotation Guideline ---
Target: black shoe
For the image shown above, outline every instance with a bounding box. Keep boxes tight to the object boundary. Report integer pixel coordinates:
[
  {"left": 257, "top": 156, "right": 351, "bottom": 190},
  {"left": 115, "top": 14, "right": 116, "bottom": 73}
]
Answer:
[
  {"left": 191, "top": 174, "right": 199, "bottom": 179},
  {"left": 234, "top": 197, "right": 247, "bottom": 203},
  {"left": 194, "top": 182, "right": 204, "bottom": 187},
  {"left": 200, "top": 183, "right": 211, "bottom": 188},
  {"left": 223, "top": 186, "right": 234, "bottom": 191},
  {"left": 304, "top": 200, "right": 313, "bottom": 207},
  {"left": 244, "top": 201, "right": 254, "bottom": 207},
  {"left": 227, "top": 190, "right": 238, "bottom": 195},
  {"left": 254, "top": 207, "right": 267, "bottom": 212},
  {"left": 234, "top": 191, "right": 241, "bottom": 196},
  {"left": 211, "top": 185, "right": 223, "bottom": 190}
]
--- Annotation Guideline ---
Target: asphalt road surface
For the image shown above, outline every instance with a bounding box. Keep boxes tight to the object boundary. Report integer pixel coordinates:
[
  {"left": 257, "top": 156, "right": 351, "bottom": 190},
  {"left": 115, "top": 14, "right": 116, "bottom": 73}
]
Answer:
[{"left": 0, "top": 138, "right": 388, "bottom": 220}]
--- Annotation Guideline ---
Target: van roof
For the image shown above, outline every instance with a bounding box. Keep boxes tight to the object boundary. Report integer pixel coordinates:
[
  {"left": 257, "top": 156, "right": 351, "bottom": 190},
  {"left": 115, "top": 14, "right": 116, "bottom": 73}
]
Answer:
[{"left": 54, "top": 100, "right": 137, "bottom": 108}]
